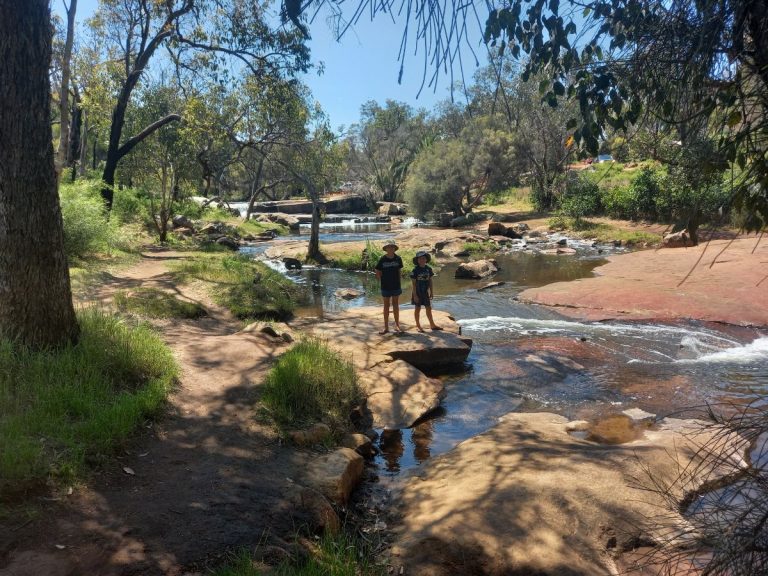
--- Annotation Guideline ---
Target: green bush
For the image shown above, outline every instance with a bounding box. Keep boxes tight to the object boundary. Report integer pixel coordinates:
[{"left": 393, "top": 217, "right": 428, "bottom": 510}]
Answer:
[
  {"left": 0, "top": 309, "right": 178, "bottom": 494},
  {"left": 59, "top": 180, "right": 112, "bottom": 258},
  {"left": 111, "top": 186, "right": 151, "bottom": 225},
  {"left": 629, "top": 167, "right": 664, "bottom": 220},
  {"left": 559, "top": 173, "right": 602, "bottom": 220},
  {"left": 261, "top": 339, "right": 361, "bottom": 434}
]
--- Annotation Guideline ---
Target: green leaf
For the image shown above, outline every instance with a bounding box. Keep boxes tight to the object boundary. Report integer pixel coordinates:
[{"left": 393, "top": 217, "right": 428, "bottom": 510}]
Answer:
[
  {"left": 566, "top": 118, "right": 578, "bottom": 130},
  {"left": 727, "top": 110, "right": 742, "bottom": 127},
  {"left": 553, "top": 80, "right": 565, "bottom": 96},
  {"left": 538, "top": 79, "right": 549, "bottom": 94}
]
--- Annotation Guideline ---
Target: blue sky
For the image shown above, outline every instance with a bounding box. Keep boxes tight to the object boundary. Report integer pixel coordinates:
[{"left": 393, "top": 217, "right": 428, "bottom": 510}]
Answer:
[{"left": 53, "top": 0, "right": 486, "bottom": 131}]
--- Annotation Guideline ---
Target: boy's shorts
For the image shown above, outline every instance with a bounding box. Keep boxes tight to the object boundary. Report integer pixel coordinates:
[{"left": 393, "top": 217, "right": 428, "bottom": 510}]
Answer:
[{"left": 381, "top": 288, "right": 403, "bottom": 297}]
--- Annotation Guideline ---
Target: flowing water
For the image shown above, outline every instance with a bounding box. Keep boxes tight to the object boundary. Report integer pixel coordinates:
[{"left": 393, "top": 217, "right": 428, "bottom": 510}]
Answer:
[{"left": 253, "top": 227, "right": 768, "bottom": 477}]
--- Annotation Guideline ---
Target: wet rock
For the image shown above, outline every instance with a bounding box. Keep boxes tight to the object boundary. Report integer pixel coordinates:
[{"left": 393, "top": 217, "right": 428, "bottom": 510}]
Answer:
[
  {"left": 662, "top": 229, "right": 691, "bottom": 248},
  {"left": 455, "top": 259, "right": 499, "bottom": 279},
  {"left": 478, "top": 281, "right": 505, "bottom": 292},
  {"left": 358, "top": 360, "right": 445, "bottom": 429},
  {"left": 557, "top": 238, "right": 568, "bottom": 246},
  {"left": 305, "top": 448, "right": 364, "bottom": 505},
  {"left": 172, "top": 214, "right": 194, "bottom": 229},
  {"left": 334, "top": 288, "right": 364, "bottom": 300},
  {"left": 216, "top": 236, "right": 240, "bottom": 251},
  {"left": 540, "top": 247, "right": 577, "bottom": 255},
  {"left": 289, "top": 423, "right": 332, "bottom": 447},
  {"left": 283, "top": 257, "right": 302, "bottom": 270}
]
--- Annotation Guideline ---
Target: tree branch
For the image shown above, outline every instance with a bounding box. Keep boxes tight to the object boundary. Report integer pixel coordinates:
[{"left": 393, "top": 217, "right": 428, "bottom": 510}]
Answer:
[{"left": 116, "top": 113, "right": 181, "bottom": 160}]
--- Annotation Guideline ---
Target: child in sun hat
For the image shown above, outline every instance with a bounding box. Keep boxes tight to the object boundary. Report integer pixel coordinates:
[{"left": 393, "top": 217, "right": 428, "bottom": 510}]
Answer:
[
  {"left": 374, "top": 240, "right": 404, "bottom": 334},
  {"left": 410, "top": 251, "right": 443, "bottom": 332}
]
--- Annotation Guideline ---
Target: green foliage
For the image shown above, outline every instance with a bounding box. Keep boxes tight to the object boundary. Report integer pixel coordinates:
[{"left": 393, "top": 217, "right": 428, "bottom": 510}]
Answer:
[
  {"left": 547, "top": 216, "right": 660, "bottom": 246},
  {"left": 261, "top": 339, "right": 361, "bottom": 435},
  {"left": 213, "top": 530, "right": 384, "bottom": 576},
  {"left": 111, "top": 186, "right": 152, "bottom": 225},
  {"left": 559, "top": 173, "right": 602, "bottom": 220},
  {"left": 462, "top": 241, "right": 497, "bottom": 255},
  {"left": 114, "top": 288, "right": 207, "bottom": 319},
  {"left": 0, "top": 309, "right": 177, "bottom": 494},
  {"left": 59, "top": 180, "right": 113, "bottom": 258},
  {"left": 173, "top": 255, "right": 300, "bottom": 320}
]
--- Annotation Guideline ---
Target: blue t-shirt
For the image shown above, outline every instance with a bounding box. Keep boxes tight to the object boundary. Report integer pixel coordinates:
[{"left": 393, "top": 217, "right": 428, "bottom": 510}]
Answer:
[{"left": 410, "top": 265, "right": 434, "bottom": 296}]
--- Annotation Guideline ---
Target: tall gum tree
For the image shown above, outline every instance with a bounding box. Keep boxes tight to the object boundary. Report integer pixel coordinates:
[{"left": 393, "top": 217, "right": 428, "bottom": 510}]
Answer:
[{"left": 0, "top": 0, "right": 79, "bottom": 348}]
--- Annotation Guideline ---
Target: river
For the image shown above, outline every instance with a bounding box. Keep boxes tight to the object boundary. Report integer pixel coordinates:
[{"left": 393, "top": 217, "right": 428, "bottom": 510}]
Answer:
[{"left": 245, "top": 225, "right": 768, "bottom": 478}]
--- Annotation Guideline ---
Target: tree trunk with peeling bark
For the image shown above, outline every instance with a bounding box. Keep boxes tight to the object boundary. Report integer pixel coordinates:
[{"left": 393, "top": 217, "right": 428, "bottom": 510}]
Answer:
[{"left": 0, "top": 0, "right": 79, "bottom": 348}]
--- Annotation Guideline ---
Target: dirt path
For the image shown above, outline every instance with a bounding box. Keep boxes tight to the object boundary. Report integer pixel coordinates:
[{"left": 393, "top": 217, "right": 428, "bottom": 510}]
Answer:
[{"left": 1, "top": 250, "right": 306, "bottom": 576}]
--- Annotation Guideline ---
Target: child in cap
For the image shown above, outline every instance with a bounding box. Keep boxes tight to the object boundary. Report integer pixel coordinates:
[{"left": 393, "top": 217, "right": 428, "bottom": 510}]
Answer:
[
  {"left": 374, "top": 241, "right": 403, "bottom": 334},
  {"left": 410, "top": 251, "right": 443, "bottom": 332}
]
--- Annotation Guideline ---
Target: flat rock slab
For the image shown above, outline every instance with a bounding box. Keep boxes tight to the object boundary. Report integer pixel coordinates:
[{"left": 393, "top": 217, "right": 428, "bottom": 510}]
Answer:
[
  {"left": 359, "top": 360, "right": 445, "bottom": 429},
  {"left": 519, "top": 238, "right": 768, "bottom": 327},
  {"left": 390, "top": 412, "right": 739, "bottom": 576},
  {"left": 306, "top": 307, "right": 471, "bottom": 372}
]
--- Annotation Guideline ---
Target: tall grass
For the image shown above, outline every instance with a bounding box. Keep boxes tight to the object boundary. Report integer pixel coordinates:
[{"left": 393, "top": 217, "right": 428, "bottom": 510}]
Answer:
[
  {"left": 213, "top": 530, "right": 384, "bottom": 576},
  {"left": 59, "top": 180, "right": 145, "bottom": 258},
  {"left": 173, "top": 255, "right": 301, "bottom": 320},
  {"left": 261, "top": 339, "right": 360, "bottom": 435},
  {"left": 114, "top": 288, "right": 207, "bottom": 319},
  {"left": 0, "top": 309, "right": 178, "bottom": 496}
]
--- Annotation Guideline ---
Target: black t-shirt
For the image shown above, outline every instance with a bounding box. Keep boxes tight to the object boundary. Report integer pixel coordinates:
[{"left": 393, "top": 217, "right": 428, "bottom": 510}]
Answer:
[{"left": 375, "top": 254, "right": 403, "bottom": 291}]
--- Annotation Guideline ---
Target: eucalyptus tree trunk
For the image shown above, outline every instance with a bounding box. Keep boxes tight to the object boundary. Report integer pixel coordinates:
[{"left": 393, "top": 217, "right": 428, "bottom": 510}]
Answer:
[
  {"left": 56, "top": 0, "right": 77, "bottom": 176},
  {"left": 0, "top": 0, "right": 79, "bottom": 348}
]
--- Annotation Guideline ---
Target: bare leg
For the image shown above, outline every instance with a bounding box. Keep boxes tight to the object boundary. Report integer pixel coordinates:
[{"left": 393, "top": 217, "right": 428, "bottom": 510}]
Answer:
[
  {"left": 425, "top": 307, "right": 443, "bottom": 330},
  {"left": 392, "top": 295, "right": 402, "bottom": 331},
  {"left": 380, "top": 297, "right": 391, "bottom": 334},
  {"left": 414, "top": 306, "right": 424, "bottom": 332}
]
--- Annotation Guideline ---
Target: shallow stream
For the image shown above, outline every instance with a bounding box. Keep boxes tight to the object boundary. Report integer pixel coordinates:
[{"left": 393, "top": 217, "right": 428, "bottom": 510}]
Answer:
[{"left": 249, "top": 224, "right": 768, "bottom": 478}]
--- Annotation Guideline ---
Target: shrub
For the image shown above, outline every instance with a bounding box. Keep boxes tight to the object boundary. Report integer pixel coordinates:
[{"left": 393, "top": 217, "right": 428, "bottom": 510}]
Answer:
[
  {"left": 629, "top": 167, "right": 664, "bottom": 220},
  {"left": 261, "top": 339, "right": 361, "bottom": 435},
  {"left": 0, "top": 309, "right": 178, "bottom": 494},
  {"left": 559, "top": 173, "right": 602, "bottom": 220},
  {"left": 111, "top": 186, "right": 151, "bottom": 225},
  {"left": 59, "top": 180, "right": 112, "bottom": 258}
]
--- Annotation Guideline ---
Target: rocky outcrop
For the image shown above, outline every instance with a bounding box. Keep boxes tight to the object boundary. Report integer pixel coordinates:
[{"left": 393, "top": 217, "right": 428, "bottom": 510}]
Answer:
[
  {"left": 250, "top": 195, "right": 367, "bottom": 215},
  {"left": 301, "top": 307, "right": 470, "bottom": 429},
  {"left": 518, "top": 237, "right": 768, "bottom": 326},
  {"left": 389, "top": 412, "right": 744, "bottom": 576},
  {"left": 215, "top": 236, "right": 240, "bottom": 250},
  {"left": 254, "top": 213, "right": 301, "bottom": 231},
  {"left": 455, "top": 259, "right": 499, "bottom": 279},
  {"left": 289, "top": 423, "right": 332, "bottom": 447},
  {"left": 304, "top": 448, "right": 364, "bottom": 505}
]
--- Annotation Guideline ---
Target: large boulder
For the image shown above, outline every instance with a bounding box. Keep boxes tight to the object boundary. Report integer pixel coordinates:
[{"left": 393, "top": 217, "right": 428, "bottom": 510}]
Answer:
[
  {"left": 455, "top": 259, "right": 499, "bottom": 279},
  {"left": 304, "top": 448, "right": 364, "bottom": 505},
  {"left": 283, "top": 257, "right": 303, "bottom": 270},
  {"left": 172, "top": 214, "right": 194, "bottom": 230},
  {"left": 377, "top": 202, "right": 408, "bottom": 216},
  {"left": 215, "top": 236, "right": 240, "bottom": 251},
  {"left": 662, "top": 229, "right": 691, "bottom": 248},
  {"left": 389, "top": 413, "right": 745, "bottom": 576},
  {"left": 358, "top": 360, "right": 445, "bottom": 429},
  {"left": 487, "top": 222, "right": 523, "bottom": 239}
]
